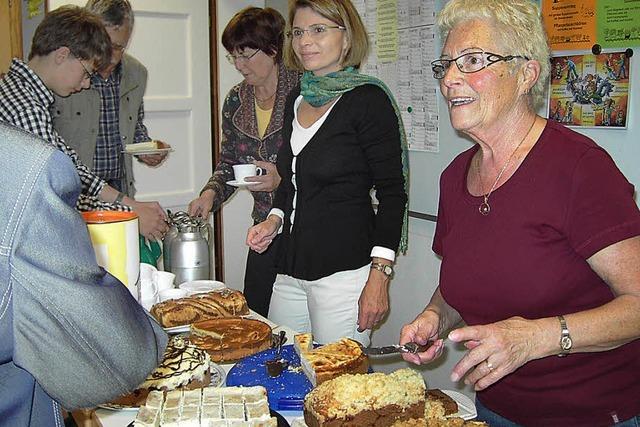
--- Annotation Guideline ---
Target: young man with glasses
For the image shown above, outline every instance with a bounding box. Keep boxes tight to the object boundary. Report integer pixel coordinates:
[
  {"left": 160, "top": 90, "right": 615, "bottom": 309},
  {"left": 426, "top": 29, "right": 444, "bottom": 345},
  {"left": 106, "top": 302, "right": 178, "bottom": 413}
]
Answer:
[
  {"left": 0, "top": 4, "right": 168, "bottom": 241},
  {"left": 53, "top": 0, "right": 171, "bottom": 217}
]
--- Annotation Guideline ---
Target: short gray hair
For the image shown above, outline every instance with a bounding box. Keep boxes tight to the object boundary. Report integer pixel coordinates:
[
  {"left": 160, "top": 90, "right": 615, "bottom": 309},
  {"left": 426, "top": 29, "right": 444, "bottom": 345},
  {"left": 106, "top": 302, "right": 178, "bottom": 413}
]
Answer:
[
  {"left": 85, "top": 0, "right": 134, "bottom": 27},
  {"left": 437, "top": 0, "right": 550, "bottom": 108}
]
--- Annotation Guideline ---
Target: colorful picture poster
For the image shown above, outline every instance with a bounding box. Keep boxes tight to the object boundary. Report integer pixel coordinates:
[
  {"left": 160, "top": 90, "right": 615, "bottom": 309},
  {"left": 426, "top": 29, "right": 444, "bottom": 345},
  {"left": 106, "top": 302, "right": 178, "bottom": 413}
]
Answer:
[
  {"left": 597, "top": 0, "right": 640, "bottom": 48},
  {"left": 543, "top": 0, "right": 596, "bottom": 50},
  {"left": 548, "top": 52, "right": 631, "bottom": 128}
]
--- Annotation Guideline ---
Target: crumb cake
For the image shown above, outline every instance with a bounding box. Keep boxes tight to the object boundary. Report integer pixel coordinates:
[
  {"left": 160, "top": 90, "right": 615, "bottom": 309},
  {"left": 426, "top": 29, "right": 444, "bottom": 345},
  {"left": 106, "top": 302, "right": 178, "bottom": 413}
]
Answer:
[
  {"left": 151, "top": 289, "right": 250, "bottom": 328},
  {"left": 303, "top": 368, "right": 425, "bottom": 426},
  {"left": 188, "top": 317, "right": 272, "bottom": 362},
  {"left": 293, "top": 333, "right": 369, "bottom": 386},
  {"left": 108, "top": 336, "right": 211, "bottom": 407},
  {"left": 133, "top": 386, "right": 278, "bottom": 426}
]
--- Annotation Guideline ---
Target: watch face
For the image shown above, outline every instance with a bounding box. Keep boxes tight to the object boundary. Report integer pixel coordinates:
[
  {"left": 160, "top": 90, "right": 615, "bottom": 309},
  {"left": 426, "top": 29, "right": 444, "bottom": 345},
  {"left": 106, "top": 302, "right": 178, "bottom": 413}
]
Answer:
[
  {"left": 561, "top": 336, "right": 572, "bottom": 350},
  {"left": 383, "top": 265, "right": 393, "bottom": 275}
]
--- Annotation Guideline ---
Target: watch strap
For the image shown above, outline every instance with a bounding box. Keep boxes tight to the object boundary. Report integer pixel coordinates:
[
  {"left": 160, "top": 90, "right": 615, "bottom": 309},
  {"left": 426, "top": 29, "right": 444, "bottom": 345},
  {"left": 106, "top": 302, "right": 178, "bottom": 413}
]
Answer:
[
  {"left": 557, "top": 315, "right": 572, "bottom": 357},
  {"left": 370, "top": 262, "right": 393, "bottom": 278}
]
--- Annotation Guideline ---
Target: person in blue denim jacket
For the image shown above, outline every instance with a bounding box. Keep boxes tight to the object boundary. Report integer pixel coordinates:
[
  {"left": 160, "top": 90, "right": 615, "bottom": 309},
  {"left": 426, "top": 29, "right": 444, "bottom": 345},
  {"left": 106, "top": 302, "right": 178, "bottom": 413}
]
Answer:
[{"left": 0, "top": 123, "right": 168, "bottom": 426}]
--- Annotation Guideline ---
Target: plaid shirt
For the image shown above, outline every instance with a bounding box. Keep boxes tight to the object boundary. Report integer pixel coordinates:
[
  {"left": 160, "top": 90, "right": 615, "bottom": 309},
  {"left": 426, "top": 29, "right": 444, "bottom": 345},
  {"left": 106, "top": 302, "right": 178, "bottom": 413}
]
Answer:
[
  {"left": 91, "top": 62, "right": 150, "bottom": 181},
  {"left": 0, "top": 59, "right": 129, "bottom": 212}
]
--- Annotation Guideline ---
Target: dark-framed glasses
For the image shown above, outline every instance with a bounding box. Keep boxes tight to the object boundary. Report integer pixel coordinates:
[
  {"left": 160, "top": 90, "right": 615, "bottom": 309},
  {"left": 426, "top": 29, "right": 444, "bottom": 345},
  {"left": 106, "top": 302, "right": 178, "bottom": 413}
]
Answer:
[
  {"left": 286, "top": 24, "right": 346, "bottom": 39},
  {"left": 226, "top": 49, "right": 260, "bottom": 65},
  {"left": 431, "top": 51, "right": 529, "bottom": 79}
]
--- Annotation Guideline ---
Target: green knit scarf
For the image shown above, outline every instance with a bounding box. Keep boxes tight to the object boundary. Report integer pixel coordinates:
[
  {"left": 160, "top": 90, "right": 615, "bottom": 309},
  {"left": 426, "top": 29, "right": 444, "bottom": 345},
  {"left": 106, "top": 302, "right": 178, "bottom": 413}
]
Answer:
[{"left": 300, "top": 67, "right": 409, "bottom": 254}]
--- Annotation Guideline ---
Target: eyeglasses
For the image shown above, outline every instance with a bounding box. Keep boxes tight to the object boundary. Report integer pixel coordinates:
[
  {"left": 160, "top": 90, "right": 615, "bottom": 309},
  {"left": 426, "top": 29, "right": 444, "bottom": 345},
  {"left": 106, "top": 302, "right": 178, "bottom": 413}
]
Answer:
[
  {"left": 226, "top": 49, "right": 260, "bottom": 65},
  {"left": 111, "top": 42, "right": 127, "bottom": 53},
  {"left": 72, "top": 53, "right": 95, "bottom": 80},
  {"left": 431, "top": 51, "right": 529, "bottom": 79},
  {"left": 286, "top": 24, "right": 346, "bottom": 40}
]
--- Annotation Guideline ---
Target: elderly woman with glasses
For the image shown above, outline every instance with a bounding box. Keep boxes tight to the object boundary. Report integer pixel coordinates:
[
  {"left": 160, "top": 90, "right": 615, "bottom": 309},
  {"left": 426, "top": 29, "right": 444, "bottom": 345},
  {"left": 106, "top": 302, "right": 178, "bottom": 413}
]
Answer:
[
  {"left": 400, "top": 0, "right": 640, "bottom": 425},
  {"left": 188, "top": 7, "right": 299, "bottom": 317},
  {"left": 247, "top": 0, "right": 408, "bottom": 347}
]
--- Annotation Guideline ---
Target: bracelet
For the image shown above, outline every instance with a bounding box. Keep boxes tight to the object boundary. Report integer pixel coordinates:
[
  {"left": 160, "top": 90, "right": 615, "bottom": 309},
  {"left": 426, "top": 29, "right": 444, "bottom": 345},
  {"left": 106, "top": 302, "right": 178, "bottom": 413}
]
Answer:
[{"left": 114, "top": 192, "right": 125, "bottom": 204}]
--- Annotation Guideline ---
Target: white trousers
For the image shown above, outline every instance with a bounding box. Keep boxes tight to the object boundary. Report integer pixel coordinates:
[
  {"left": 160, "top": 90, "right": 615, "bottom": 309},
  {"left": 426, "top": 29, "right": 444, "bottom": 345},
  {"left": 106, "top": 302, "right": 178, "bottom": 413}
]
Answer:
[{"left": 268, "top": 264, "right": 371, "bottom": 347}]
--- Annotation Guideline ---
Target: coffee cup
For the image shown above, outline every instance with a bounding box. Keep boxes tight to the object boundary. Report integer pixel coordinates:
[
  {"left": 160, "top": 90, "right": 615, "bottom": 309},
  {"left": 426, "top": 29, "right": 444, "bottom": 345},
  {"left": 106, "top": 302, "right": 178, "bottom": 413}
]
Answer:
[
  {"left": 233, "top": 164, "right": 265, "bottom": 183},
  {"left": 159, "top": 288, "right": 188, "bottom": 302},
  {"left": 155, "top": 271, "right": 176, "bottom": 292}
]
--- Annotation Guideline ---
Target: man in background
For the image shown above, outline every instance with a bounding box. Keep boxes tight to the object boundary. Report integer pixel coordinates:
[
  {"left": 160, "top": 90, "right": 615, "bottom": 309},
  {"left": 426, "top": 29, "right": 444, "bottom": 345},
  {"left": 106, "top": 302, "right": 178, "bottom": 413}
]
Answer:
[
  {"left": 53, "top": 0, "right": 171, "bottom": 200},
  {"left": 0, "top": 5, "right": 168, "bottom": 240}
]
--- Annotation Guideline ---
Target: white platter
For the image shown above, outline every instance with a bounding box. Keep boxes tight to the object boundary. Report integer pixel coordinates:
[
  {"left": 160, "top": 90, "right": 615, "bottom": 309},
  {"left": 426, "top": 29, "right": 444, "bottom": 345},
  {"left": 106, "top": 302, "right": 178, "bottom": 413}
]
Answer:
[{"left": 442, "top": 389, "right": 477, "bottom": 420}]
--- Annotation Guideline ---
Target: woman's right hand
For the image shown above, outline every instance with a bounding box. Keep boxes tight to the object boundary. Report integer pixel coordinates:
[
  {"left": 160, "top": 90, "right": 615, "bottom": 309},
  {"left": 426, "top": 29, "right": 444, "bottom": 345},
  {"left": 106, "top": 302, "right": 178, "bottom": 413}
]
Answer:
[
  {"left": 188, "top": 189, "right": 214, "bottom": 218},
  {"left": 246, "top": 215, "right": 281, "bottom": 253},
  {"left": 400, "top": 308, "right": 445, "bottom": 365}
]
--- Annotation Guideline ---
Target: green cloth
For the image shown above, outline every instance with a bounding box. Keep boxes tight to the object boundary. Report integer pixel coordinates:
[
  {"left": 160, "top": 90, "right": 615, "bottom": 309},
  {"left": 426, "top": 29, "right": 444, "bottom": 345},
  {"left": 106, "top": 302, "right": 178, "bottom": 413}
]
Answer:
[{"left": 300, "top": 67, "right": 409, "bottom": 254}]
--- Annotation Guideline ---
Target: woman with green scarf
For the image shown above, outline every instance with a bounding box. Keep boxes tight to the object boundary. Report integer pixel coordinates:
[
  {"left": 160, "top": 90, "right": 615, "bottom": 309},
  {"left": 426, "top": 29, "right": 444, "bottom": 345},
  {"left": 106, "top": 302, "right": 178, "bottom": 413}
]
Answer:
[{"left": 247, "top": 0, "right": 408, "bottom": 347}]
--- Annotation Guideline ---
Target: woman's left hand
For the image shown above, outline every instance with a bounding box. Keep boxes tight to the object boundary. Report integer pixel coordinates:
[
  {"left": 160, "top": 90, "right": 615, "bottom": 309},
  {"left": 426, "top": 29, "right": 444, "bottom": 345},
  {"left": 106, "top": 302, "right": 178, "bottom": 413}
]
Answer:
[
  {"left": 243, "top": 161, "right": 281, "bottom": 192},
  {"left": 357, "top": 268, "right": 390, "bottom": 332},
  {"left": 448, "top": 316, "right": 545, "bottom": 391}
]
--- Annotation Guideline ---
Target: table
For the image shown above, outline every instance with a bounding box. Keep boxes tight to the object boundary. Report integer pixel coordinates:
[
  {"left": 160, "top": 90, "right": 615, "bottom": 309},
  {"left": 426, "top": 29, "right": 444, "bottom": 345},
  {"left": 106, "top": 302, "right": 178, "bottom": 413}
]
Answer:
[{"left": 86, "top": 316, "right": 301, "bottom": 427}]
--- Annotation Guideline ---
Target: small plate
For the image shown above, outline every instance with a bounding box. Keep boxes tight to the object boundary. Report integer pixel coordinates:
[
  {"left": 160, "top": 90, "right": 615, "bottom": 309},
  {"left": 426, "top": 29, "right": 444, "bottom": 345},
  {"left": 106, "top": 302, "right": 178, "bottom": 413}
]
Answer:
[
  {"left": 164, "top": 324, "right": 190, "bottom": 334},
  {"left": 442, "top": 389, "right": 477, "bottom": 420},
  {"left": 122, "top": 147, "right": 173, "bottom": 155},
  {"left": 209, "top": 361, "right": 226, "bottom": 387},
  {"left": 179, "top": 280, "right": 226, "bottom": 296},
  {"left": 226, "top": 179, "right": 258, "bottom": 187}
]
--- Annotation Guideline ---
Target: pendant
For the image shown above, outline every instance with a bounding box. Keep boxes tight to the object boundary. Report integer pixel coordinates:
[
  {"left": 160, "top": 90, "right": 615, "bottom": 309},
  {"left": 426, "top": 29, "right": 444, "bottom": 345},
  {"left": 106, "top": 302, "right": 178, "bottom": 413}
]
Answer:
[{"left": 479, "top": 201, "right": 491, "bottom": 215}]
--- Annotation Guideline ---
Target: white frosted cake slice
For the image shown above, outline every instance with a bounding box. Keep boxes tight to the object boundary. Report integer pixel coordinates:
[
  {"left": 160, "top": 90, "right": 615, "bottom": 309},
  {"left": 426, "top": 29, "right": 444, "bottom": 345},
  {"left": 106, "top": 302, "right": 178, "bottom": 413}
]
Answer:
[
  {"left": 294, "top": 333, "right": 313, "bottom": 355},
  {"left": 133, "top": 406, "right": 160, "bottom": 427}
]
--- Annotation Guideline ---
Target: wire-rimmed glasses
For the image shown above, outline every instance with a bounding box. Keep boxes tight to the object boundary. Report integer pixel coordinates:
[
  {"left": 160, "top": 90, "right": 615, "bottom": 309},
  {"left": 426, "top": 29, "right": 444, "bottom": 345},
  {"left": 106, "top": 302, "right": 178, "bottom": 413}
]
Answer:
[
  {"left": 226, "top": 49, "right": 260, "bottom": 65},
  {"left": 286, "top": 24, "right": 346, "bottom": 40},
  {"left": 71, "top": 53, "right": 95, "bottom": 80},
  {"left": 431, "top": 51, "right": 529, "bottom": 79}
]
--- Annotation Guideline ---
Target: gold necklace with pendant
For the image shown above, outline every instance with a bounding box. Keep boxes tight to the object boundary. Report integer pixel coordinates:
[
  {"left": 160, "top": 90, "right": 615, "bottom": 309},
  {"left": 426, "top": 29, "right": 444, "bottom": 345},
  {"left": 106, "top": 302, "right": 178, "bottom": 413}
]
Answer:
[{"left": 477, "top": 117, "right": 537, "bottom": 215}]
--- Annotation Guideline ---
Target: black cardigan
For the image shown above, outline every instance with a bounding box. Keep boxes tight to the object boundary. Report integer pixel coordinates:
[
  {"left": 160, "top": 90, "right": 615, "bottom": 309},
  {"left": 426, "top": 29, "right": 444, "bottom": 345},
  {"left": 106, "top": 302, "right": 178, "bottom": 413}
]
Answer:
[{"left": 273, "top": 84, "right": 407, "bottom": 281}]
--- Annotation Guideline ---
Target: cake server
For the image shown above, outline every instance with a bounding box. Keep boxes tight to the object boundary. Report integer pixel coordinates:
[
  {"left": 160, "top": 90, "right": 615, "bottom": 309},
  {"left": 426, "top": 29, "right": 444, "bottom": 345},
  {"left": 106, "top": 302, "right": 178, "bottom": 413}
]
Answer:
[{"left": 361, "top": 341, "right": 434, "bottom": 356}]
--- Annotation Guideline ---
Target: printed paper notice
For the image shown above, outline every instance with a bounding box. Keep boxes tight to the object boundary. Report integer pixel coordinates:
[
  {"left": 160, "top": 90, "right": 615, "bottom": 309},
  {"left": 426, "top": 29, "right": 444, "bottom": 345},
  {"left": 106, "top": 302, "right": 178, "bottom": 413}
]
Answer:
[
  {"left": 376, "top": 0, "right": 398, "bottom": 63},
  {"left": 542, "top": 0, "right": 596, "bottom": 50},
  {"left": 597, "top": 0, "right": 640, "bottom": 48}
]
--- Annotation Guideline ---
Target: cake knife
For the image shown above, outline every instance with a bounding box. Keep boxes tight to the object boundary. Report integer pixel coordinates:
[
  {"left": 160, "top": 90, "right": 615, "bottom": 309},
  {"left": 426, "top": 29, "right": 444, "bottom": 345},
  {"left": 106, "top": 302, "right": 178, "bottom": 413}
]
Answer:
[{"left": 361, "top": 341, "right": 434, "bottom": 356}]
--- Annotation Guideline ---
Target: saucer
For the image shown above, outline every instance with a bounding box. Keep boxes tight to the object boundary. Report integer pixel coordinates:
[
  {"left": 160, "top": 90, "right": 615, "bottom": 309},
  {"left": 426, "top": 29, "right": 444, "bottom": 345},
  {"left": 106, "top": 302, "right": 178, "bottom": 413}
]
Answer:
[{"left": 226, "top": 180, "right": 258, "bottom": 187}]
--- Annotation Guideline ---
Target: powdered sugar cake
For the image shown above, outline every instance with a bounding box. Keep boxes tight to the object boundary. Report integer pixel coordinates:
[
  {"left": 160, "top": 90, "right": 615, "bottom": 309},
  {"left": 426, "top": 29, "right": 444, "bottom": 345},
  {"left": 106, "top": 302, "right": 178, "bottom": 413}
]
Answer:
[{"left": 134, "top": 386, "right": 278, "bottom": 426}]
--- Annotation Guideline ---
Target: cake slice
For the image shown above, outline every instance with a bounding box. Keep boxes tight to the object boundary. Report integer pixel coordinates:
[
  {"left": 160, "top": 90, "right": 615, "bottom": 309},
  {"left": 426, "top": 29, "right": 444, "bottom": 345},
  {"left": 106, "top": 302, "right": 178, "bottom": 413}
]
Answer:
[
  {"left": 293, "top": 334, "right": 369, "bottom": 386},
  {"left": 294, "top": 332, "right": 313, "bottom": 354},
  {"left": 304, "top": 368, "right": 426, "bottom": 426}
]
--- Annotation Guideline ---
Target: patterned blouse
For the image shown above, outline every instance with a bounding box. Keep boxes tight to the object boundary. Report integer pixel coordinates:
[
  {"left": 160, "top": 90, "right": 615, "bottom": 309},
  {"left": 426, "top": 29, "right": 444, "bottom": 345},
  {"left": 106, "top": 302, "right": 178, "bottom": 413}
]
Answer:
[{"left": 201, "top": 62, "right": 299, "bottom": 223}]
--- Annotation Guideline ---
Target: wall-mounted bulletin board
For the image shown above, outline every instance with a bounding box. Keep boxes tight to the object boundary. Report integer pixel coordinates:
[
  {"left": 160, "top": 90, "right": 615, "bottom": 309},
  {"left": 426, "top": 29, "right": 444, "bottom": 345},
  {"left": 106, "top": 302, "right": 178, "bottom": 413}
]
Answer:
[{"left": 353, "top": 0, "right": 472, "bottom": 219}]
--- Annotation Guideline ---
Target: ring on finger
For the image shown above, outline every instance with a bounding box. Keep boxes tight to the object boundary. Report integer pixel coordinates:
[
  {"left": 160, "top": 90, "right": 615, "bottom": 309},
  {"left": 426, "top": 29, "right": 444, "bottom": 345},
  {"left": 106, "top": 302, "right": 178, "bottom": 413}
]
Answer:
[{"left": 486, "top": 361, "right": 494, "bottom": 371}]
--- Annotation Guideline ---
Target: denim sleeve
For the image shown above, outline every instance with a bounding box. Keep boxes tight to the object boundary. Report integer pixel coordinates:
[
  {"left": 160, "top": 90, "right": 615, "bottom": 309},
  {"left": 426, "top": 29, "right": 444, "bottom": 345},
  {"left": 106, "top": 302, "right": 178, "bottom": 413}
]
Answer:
[{"left": 9, "top": 148, "right": 167, "bottom": 410}]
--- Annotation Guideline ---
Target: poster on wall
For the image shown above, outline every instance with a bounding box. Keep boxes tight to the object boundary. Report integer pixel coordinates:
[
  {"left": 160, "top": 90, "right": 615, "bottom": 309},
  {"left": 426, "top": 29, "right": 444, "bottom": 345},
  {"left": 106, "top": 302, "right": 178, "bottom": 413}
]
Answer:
[{"left": 548, "top": 52, "right": 631, "bottom": 128}]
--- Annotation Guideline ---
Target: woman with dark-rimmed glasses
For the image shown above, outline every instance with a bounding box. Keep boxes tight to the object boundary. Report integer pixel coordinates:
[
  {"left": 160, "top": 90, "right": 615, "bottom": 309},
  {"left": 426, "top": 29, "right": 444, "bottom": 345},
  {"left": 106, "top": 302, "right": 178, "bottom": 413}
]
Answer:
[
  {"left": 188, "top": 7, "right": 299, "bottom": 317},
  {"left": 400, "top": 0, "right": 640, "bottom": 425}
]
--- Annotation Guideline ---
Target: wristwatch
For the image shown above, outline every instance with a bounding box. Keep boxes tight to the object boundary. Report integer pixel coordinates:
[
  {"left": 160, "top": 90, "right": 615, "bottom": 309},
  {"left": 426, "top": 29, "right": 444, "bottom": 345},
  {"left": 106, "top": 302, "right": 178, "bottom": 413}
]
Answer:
[
  {"left": 557, "top": 315, "right": 572, "bottom": 357},
  {"left": 371, "top": 262, "right": 394, "bottom": 278}
]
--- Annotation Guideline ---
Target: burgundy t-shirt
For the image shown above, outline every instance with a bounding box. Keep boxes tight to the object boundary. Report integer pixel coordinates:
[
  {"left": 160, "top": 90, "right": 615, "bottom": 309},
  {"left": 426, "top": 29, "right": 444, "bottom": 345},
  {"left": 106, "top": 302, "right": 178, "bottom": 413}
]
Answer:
[{"left": 434, "top": 120, "right": 640, "bottom": 426}]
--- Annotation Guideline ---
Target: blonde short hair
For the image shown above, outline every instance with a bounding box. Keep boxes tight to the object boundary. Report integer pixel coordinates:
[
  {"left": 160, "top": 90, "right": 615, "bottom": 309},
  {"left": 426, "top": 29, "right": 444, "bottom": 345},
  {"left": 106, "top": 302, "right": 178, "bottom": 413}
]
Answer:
[
  {"left": 437, "top": 0, "right": 550, "bottom": 108},
  {"left": 285, "top": 0, "right": 369, "bottom": 72}
]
